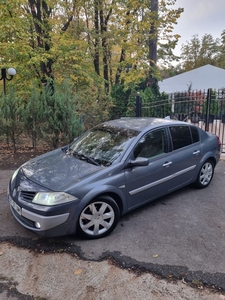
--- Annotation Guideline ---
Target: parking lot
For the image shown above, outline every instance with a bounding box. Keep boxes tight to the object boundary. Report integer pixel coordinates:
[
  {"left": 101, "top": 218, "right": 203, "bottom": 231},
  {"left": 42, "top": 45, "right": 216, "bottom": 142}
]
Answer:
[{"left": 1, "top": 161, "right": 225, "bottom": 298}]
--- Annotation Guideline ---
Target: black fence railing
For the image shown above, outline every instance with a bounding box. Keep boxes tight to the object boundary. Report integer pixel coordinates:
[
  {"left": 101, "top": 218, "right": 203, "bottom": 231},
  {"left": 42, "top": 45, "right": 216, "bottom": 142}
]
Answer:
[{"left": 140, "top": 89, "right": 225, "bottom": 152}]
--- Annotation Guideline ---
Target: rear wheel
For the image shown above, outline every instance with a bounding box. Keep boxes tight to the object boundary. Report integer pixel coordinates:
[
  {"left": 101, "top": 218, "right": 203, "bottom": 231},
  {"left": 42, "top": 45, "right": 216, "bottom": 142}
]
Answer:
[
  {"left": 194, "top": 159, "right": 214, "bottom": 189},
  {"left": 77, "top": 196, "right": 120, "bottom": 239}
]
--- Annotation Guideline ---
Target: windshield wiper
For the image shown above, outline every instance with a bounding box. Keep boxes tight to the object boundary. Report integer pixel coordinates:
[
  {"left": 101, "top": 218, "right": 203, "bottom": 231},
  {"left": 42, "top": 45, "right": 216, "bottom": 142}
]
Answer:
[{"left": 69, "top": 149, "right": 100, "bottom": 166}]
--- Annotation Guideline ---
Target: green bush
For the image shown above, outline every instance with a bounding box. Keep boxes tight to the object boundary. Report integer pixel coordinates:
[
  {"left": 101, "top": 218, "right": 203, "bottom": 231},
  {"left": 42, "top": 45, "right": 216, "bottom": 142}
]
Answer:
[
  {"left": 0, "top": 87, "right": 23, "bottom": 151},
  {"left": 39, "top": 81, "right": 82, "bottom": 149}
]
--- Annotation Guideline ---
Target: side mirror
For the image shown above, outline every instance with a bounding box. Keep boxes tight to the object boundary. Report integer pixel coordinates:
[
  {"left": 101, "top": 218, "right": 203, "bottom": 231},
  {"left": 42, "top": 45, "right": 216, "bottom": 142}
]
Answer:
[
  {"left": 125, "top": 157, "right": 149, "bottom": 168},
  {"left": 61, "top": 145, "right": 69, "bottom": 152}
]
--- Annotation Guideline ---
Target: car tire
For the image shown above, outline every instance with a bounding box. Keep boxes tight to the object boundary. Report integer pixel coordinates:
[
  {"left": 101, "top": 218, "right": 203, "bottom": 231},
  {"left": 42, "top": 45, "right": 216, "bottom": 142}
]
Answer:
[
  {"left": 77, "top": 196, "right": 120, "bottom": 239},
  {"left": 194, "top": 159, "right": 214, "bottom": 189}
]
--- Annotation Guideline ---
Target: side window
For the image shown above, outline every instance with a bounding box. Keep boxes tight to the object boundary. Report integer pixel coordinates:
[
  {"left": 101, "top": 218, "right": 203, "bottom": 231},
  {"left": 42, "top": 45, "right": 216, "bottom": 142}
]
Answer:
[
  {"left": 134, "top": 128, "right": 167, "bottom": 159},
  {"left": 169, "top": 126, "right": 192, "bottom": 150},
  {"left": 190, "top": 126, "right": 200, "bottom": 143}
]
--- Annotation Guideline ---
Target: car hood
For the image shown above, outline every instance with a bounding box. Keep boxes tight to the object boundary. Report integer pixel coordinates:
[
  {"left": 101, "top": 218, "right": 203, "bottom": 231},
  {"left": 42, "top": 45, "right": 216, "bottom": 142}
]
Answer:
[{"left": 21, "top": 148, "right": 103, "bottom": 191}]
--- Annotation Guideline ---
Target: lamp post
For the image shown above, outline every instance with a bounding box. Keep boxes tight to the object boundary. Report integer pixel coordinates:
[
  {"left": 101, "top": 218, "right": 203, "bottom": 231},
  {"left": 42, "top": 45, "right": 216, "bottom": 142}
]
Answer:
[{"left": 0, "top": 67, "right": 16, "bottom": 144}]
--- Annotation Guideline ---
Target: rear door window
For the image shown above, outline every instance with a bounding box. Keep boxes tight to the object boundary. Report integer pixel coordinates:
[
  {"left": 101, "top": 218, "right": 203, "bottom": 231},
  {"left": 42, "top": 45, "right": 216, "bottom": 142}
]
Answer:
[
  {"left": 169, "top": 125, "right": 192, "bottom": 150},
  {"left": 190, "top": 126, "right": 200, "bottom": 143}
]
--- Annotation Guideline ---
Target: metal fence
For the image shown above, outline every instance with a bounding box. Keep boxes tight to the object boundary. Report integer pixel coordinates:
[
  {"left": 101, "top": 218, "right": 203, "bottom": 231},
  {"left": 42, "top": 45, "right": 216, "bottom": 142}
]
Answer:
[{"left": 140, "top": 89, "right": 225, "bottom": 152}]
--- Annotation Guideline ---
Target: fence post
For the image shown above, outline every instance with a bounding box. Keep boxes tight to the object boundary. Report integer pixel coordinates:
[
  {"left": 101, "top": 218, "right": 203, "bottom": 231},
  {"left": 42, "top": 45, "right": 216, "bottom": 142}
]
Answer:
[
  {"left": 205, "top": 88, "right": 212, "bottom": 132},
  {"left": 136, "top": 92, "right": 142, "bottom": 117}
]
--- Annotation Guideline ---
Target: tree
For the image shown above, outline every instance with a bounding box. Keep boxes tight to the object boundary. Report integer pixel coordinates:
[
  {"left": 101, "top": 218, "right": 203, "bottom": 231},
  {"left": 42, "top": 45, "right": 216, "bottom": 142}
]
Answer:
[
  {"left": 0, "top": 0, "right": 95, "bottom": 94},
  {"left": 180, "top": 34, "right": 219, "bottom": 71},
  {"left": 82, "top": 0, "right": 183, "bottom": 91},
  {"left": 38, "top": 81, "right": 82, "bottom": 149},
  {"left": 25, "top": 0, "right": 76, "bottom": 84},
  {"left": 216, "top": 30, "right": 225, "bottom": 69},
  {"left": 1, "top": 1, "right": 183, "bottom": 91},
  {"left": 22, "top": 83, "right": 46, "bottom": 149},
  {"left": 0, "top": 87, "right": 23, "bottom": 151},
  {"left": 110, "top": 84, "right": 132, "bottom": 119},
  {"left": 0, "top": 0, "right": 184, "bottom": 141}
]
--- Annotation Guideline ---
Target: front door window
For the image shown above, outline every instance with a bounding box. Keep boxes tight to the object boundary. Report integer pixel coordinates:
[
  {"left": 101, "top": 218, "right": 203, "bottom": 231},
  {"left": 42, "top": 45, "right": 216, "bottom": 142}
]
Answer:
[{"left": 134, "top": 128, "right": 168, "bottom": 159}]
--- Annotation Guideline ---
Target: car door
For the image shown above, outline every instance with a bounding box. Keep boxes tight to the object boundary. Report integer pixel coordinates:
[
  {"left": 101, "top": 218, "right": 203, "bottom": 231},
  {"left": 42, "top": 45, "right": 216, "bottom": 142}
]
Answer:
[
  {"left": 166, "top": 124, "right": 202, "bottom": 192},
  {"left": 125, "top": 127, "right": 173, "bottom": 210}
]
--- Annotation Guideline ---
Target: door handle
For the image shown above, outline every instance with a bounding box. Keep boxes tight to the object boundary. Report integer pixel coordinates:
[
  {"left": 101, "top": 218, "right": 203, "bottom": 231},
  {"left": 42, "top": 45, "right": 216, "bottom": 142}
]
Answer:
[
  {"left": 193, "top": 150, "right": 200, "bottom": 155},
  {"left": 163, "top": 161, "right": 172, "bottom": 167}
]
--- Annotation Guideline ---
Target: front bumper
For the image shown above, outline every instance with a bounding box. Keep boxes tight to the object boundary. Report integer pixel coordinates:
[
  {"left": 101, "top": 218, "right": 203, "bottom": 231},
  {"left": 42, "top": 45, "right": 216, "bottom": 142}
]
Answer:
[
  {"left": 9, "top": 194, "right": 69, "bottom": 231},
  {"left": 7, "top": 163, "right": 86, "bottom": 237},
  {"left": 8, "top": 177, "right": 80, "bottom": 237}
]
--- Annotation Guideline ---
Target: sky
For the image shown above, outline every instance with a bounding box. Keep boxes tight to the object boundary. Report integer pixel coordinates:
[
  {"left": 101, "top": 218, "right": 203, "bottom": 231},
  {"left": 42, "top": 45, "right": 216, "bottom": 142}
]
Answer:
[{"left": 172, "top": 0, "right": 225, "bottom": 56}]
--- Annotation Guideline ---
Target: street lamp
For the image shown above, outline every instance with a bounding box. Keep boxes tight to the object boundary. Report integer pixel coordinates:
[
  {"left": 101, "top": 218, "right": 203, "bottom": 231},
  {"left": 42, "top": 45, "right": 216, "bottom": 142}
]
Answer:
[
  {"left": 0, "top": 68, "right": 16, "bottom": 94},
  {"left": 0, "top": 67, "right": 16, "bottom": 144}
]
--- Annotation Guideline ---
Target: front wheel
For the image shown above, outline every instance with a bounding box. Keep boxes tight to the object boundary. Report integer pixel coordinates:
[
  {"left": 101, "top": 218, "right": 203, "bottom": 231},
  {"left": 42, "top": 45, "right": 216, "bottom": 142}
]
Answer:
[
  {"left": 77, "top": 196, "right": 120, "bottom": 239},
  {"left": 194, "top": 159, "right": 214, "bottom": 189}
]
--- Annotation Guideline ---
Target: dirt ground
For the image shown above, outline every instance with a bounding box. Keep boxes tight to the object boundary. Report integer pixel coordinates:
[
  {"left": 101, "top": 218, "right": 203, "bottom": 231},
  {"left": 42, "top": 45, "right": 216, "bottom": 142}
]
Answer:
[
  {"left": 0, "top": 140, "right": 49, "bottom": 170},
  {"left": 0, "top": 242, "right": 224, "bottom": 300}
]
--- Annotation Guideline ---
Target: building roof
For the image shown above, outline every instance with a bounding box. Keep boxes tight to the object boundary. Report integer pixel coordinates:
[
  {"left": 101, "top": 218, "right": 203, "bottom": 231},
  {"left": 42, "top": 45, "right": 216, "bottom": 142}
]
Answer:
[{"left": 159, "top": 64, "right": 225, "bottom": 93}]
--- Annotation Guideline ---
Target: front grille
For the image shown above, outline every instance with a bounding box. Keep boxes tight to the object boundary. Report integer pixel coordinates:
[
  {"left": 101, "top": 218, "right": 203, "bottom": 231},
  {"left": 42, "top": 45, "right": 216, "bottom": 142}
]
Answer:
[{"left": 21, "top": 191, "right": 36, "bottom": 202}]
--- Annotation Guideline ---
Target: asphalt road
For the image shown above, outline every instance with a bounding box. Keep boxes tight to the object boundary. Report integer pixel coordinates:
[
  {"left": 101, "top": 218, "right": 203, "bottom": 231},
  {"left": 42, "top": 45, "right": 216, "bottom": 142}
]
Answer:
[{"left": 1, "top": 161, "right": 225, "bottom": 292}]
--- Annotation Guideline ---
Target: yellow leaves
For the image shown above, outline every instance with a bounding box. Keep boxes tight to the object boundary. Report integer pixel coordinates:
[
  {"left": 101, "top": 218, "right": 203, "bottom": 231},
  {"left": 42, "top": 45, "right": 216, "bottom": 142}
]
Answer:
[
  {"left": 121, "top": 67, "right": 146, "bottom": 89},
  {"left": 1, "top": 0, "right": 184, "bottom": 96}
]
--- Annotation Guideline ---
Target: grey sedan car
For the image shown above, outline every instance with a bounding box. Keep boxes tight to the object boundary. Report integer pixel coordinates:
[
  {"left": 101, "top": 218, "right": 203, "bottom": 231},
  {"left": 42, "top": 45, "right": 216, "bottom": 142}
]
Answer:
[{"left": 8, "top": 118, "right": 221, "bottom": 239}]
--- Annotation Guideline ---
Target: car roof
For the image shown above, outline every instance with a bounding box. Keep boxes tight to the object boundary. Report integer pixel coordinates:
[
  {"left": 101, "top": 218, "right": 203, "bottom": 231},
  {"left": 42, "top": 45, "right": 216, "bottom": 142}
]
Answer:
[{"left": 103, "top": 117, "right": 186, "bottom": 132}]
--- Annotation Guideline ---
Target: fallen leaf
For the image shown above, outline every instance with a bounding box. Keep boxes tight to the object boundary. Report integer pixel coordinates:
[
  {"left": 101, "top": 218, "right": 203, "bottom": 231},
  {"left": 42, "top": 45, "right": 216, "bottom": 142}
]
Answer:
[{"left": 74, "top": 269, "right": 83, "bottom": 275}]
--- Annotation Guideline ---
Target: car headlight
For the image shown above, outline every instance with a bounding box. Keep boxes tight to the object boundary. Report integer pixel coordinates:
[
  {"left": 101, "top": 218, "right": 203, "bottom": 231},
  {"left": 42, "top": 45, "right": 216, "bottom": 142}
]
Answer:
[{"left": 32, "top": 192, "right": 78, "bottom": 206}]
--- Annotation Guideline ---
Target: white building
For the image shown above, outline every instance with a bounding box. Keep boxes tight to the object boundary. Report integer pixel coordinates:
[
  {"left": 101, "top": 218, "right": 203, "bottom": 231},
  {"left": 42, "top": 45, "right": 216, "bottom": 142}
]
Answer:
[{"left": 159, "top": 65, "right": 225, "bottom": 93}]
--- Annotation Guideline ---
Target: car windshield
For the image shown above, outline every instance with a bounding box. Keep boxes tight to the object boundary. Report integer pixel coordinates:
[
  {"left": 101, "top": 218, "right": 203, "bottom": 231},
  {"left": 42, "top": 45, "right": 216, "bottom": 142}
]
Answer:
[{"left": 69, "top": 124, "right": 139, "bottom": 166}]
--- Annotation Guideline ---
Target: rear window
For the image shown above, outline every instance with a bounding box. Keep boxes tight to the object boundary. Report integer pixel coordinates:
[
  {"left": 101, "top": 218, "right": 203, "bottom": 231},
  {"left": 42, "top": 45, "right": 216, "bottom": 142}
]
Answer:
[{"left": 169, "top": 125, "right": 192, "bottom": 150}]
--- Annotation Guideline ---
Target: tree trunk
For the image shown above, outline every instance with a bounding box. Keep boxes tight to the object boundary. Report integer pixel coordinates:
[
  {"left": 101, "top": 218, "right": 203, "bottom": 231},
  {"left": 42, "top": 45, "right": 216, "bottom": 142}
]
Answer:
[
  {"left": 148, "top": 0, "right": 158, "bottom": 85},
  {"left": 100, "top": 8, "right": 110, "bottom": 94},
  {"left": 115, "top": 49, "right": 126, "bottom": 85},
  {"left": 94, "top": 1, "right": 100, "bottom": 75},
  {"left": 28, "top": 0, "right": 73, "bottom": 84}
]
